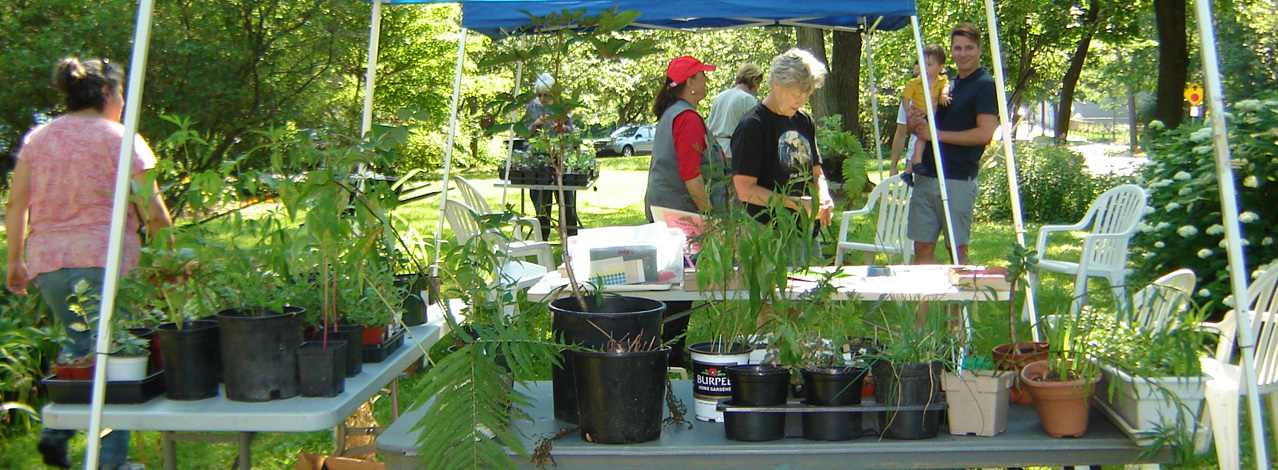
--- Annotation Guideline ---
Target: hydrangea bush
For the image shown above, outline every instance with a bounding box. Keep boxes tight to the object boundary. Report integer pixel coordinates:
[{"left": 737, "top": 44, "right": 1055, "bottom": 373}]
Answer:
[{"left": 1133, "top": 97, "right": 1278, "bottom": 315}]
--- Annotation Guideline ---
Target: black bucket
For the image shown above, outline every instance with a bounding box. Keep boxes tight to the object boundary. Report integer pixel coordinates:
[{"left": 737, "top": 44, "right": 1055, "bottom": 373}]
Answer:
[
  {"left": 550, "top": 296, "right": 665, "bottom": 424},
  {"left": 571, "top": 347, "right": 669, "bottom": 444},
  {"left": 724, "top": 364, "right": 790, "bottom": 441},
  {"left": 296, "top": 340, "right": 347, "bottom": 397},
  {"left": 316, "top": 324, "right": 364, "bottom": 377},
  {"left": 155, "top": 320, "right": 220, "bottom": 400},
  {"left": 217, "top": 307, "right": 304, "bottom": 402},
  {"left": 872, "top": 360, "right": 944, "bottom": 440},
  {"left": 396, "top": 274, "right": 440, "bottom": 326},
  {"left": 802, "top": 366, "right": 867, "bottom": 441}
]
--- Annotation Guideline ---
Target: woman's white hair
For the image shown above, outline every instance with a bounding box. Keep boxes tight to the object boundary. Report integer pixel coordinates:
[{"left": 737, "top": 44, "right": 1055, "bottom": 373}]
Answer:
[
  {"left": 769, "top": 48, "right": 827, "bottom": 92},
  {"left": 534, "top": 72, "right": 555, "bottom": 93}
]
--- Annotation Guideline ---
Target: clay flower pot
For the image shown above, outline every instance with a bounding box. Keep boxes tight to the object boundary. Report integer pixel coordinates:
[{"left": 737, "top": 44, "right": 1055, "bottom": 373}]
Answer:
[
  {"left": 1020, "top": 360, "right": 1099, "bottom": 438},
  {"left": 993, "top": 342, "right": 1048, "bottom": 404}
]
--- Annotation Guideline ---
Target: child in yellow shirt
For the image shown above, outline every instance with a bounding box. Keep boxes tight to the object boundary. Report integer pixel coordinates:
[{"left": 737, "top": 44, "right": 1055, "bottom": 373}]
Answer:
[{"left": 901, "top": 44, "right": 951, "bottom": 182}]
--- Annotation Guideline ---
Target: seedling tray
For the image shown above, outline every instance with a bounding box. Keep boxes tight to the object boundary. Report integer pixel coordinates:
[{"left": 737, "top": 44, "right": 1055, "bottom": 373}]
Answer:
[
  {"left": 362, "top": 327, "right": 405, "bottom": 363},
  {"left": 43, "top": 372, "right": 165, "bottom": 404}
]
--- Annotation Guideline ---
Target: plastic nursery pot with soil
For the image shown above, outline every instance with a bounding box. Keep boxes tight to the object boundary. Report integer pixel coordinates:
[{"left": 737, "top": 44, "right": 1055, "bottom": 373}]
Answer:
[
  {"left": 942, "top": 370, "right": 1014, "bottom": 437},
  {"left": 54, "top": 357, "right": 95, "bottom": 381},
  {"left": 315, "top": 324, "right": 364, "bottom": 378},
  {"left": 105, "top": 352, "right": 150, "bottom": 382},
  {"left": 395, "top": 274, "right": 440, "bottom": 326},
  {"left": 124, "top": 326, "right": 162, "bottom": 372},
  {"left": 217, "top": 306, "right": 304, "bottom": 402},
  {"left": 1020, "top": 360, "right": 1100, "bottom": 438},
  {"left": 155, "top": 320, "right": 220, "bottom": 400},
  {"left": 570, "top": 347, "right": 670, "bottom": 445},
  {"left": 550, "top": 295, "right": 665, "bottom": 424},
  {"left": 872, "top": 360, "right": 945, "bottom": 440},
  {"left": 723, "top": 364, "right": 791, "bottom": 442},
  {"left": 801, "top": 366, "right": 868, "bottom": 441},
  {"left": 993, "top": 341, "right": 1048, "bottom": 404},
  {"left": 688, "top": 341, "right": 753, "bottom": 422},
  {"left": 296, "top": 340, "right": 347, "bottom": 398}
]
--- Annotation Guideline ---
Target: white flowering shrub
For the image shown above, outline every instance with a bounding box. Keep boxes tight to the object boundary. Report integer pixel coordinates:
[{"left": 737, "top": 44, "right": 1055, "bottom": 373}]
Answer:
[
  {"left": 976, "top": 142, "right": 1128, "bottom": 224},
  {"left": 1134, "top": 97, "right": 1277, "bottom": 314}
]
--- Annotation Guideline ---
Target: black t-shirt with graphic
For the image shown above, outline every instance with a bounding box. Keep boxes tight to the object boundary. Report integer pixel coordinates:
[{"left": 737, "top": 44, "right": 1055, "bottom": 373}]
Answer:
[{"left": 731, "top": 103, "right": 822, "bottom": 223}]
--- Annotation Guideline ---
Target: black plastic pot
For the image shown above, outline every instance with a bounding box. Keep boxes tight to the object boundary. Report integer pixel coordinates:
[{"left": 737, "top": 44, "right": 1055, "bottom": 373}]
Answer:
[
  {"left": 396, "top": 274, "right": 440, "bottom": 326},
  {"left": 872, "top": 360, "right": 944, "bottom": 440},
  {"left": 155, "top": 320, "right": 219, "bottom": 400},
  {"left": 317, "top": 324, "right": 364, "bottom": 378},
  {"left": 724, "top": 364, "right": 791, "bottom": 441},
  {"left": 802, "top": 366, "right": 868, "bottom": 441},
  {"left": 550, "top": 296, "right": 665, "bottom": 424},
  {"left": 571, "top": 347, "right": 669, "bottom": 444},
  {"left": 296, "top": 340, "right": 347, "bottom": 397},
  {"left": 217, "top": 307, "right": 304, "bottom": 402}
]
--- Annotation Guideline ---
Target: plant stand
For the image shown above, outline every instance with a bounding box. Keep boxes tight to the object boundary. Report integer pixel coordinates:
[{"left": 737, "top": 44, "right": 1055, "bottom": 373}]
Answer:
[{"left": 942, "top": 370, "right": 1014, "bottom": 437}]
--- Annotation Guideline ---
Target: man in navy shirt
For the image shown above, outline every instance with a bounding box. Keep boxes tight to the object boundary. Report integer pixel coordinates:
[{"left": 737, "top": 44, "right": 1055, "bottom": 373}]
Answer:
[{"left": 906, "top": 23, "right": 998, "bottom": 265}]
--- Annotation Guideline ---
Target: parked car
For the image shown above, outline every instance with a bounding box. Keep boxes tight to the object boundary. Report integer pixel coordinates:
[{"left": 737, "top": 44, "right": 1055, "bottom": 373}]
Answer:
[
  {"left": 603, "top": 125, "right": 656, "bottom": 157},
  {"left": 593, "top": 125, "right": 632, "bottom": 156}
]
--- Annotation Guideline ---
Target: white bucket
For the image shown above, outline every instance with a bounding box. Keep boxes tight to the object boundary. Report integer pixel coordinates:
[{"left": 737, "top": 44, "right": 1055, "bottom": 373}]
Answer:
[
  {"left": 688, "top": 342, "right": 752, "bottom": 422},
  {"left": 106, "top": 354, "right": 150, "bottom": 381}
]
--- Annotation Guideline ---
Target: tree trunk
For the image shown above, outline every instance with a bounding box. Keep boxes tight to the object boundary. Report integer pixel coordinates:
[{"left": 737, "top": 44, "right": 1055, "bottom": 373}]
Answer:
[
  {"left": 831, "top": 30, "right": 863, "bottom": 139},
  {"left": 796, "top": 28, "right": 834, "bottom": 120},
  {"left": 1153, "top": 0, "right": 1189, "bottom": 129},
  {"left": 1054, "top": 1, "right": 1107, "bottom": 144}
]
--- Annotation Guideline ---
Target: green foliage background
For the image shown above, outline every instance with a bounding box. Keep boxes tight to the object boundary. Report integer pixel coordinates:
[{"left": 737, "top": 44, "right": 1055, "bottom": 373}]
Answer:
[{"left": 976, "top": 142, "right": 1128, "bottom": 224}]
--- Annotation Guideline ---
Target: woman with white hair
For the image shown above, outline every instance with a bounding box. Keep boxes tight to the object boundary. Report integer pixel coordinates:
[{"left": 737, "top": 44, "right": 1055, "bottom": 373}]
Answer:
[
  {"left": 731, "top": 48, "right": 834, "bottom": 228},
  {"left": 523, "top": 72, "right": 579, "bottom": 240}
]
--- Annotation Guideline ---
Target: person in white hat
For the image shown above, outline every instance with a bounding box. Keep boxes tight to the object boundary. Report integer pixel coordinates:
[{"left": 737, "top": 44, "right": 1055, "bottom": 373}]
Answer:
[{"left": 524, "top": 72, "right": 578, "bottom": 240}]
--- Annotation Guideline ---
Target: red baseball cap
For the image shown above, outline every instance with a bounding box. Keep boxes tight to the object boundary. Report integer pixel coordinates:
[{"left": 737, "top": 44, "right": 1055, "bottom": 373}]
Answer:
[{"left": 666, "top": 56, "right": 717, "bottom": 87}]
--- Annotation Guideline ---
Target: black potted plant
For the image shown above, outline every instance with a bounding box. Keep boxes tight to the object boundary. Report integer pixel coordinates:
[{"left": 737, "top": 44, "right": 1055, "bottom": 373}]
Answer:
[
  {"left": 865, "top": 299, "right": 953, "bottom": 440},
  {"left": 132, "top": 245, "right": 222, "bottom": 400}
]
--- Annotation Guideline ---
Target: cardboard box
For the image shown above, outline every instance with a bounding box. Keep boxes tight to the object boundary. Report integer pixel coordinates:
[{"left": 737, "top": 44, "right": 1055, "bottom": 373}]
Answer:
[{"left": 296, "top": 452, "right": 387, "bottom": 470}]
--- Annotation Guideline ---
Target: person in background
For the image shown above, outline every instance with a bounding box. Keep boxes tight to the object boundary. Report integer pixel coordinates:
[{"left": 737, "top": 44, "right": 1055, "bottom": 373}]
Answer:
[
  {"left": 705, "top": 63, "right": 764, "bottom": 165},
  {"left": 643, "top": 55, "right": 721, "bottom": 369},
  {"left": 898, "top": 44, "right": 952, "bottom": 185},
  {"left": 6, "top": 57, "right": 172, "bottom": 470},
  {"left": 731, "top": 48, "right": 833, "bottom": 230},
  {"left": 525, "top": 72, "right": 580, "bottom": 240}
]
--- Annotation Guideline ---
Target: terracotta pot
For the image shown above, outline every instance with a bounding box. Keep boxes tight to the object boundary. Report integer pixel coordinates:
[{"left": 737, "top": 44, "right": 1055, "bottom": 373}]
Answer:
[
  {"left": 54, "top": 361, "right": 95, "bottom": 381},
  {"left": 361, "top": 325, "right": 388, "bottom": 345},
  {"left": 1020, "top": 360, "right": 1099, "bottom": 438},
  {"left": 993, "top": 342, "right": 1048, "bottom": 404}
]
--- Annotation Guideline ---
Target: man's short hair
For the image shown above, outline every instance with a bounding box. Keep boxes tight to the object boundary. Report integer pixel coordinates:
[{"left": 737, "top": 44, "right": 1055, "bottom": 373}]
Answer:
[
  {"left": 951, "top": 23, "right": 983, "bottom": 47},
  {"left": 923, "top": 44, "right": 946, "bottom": 65}
]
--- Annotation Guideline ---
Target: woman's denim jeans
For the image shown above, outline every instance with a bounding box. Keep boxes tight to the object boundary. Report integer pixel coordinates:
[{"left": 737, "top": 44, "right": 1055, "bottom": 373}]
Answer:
[{"left": 36, "top": 267, "right": 131, "bottom": 466}]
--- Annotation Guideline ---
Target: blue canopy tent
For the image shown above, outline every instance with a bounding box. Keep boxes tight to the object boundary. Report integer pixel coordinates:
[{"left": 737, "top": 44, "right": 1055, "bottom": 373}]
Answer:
[{"left": 82, "top": 0, "right": 1267, "bottom": 468}]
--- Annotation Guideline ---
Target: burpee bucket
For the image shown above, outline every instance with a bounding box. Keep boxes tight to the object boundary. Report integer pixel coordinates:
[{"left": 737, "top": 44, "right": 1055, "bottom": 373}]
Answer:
[{"left": 688, "top": 341, "right": 753, "bottom": 422}]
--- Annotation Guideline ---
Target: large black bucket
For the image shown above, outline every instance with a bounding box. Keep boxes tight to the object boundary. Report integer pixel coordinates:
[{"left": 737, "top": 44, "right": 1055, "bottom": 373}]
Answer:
[
  {"left": 550, "top": 296, "right": 665, "bottom": 424},
  {"left": 156, "top": 320, "right": 220, "bottom": 400},
  {"left": 217, "top": 307, "right": 304, "bottom": 402},
  {"left": 872, "top": 360, "right": 944, "bottom": 440},
  {"left": 571, "top": 347, "right": 669, "bottom": 444},
  {"left": 802, "top": 366, "right": 867, "bottom": 441},
  {"left": 724, "top": 364, "right": 791, "bottom": 442}
]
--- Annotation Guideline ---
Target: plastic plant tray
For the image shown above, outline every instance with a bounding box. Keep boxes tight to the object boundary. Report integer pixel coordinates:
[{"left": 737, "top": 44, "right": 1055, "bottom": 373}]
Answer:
[
  {"left": 362, "top": 327, "right": 405, "bottom": 363},
  {"left": 43, "top": 372, "right": 165, "bottom": 404}
]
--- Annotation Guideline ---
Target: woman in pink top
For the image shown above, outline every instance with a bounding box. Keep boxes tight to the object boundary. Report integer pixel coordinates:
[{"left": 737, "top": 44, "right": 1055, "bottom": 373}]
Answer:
[{"left": 5, "top": 57, "right": 171, "bottom": 470}]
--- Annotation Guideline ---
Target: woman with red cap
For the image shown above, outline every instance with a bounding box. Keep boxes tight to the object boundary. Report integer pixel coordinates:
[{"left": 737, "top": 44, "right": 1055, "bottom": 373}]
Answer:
[{"left": 643, "top": 55, "right": 725, "bottom": 369}]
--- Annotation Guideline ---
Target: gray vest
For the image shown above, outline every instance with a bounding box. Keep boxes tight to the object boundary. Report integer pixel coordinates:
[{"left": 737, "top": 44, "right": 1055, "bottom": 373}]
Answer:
[{"left": 644, "top": 100, "right": 729, "bottom": 221}]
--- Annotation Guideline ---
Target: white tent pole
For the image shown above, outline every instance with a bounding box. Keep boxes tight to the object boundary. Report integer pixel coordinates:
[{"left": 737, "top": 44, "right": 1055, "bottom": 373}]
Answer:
[
  {"left": 864, "top": 18, "right": 885, "bottom": 180},
  {"left": 500, "top": 61, "right": 524, "bottom": 207},
  {"left": 981, "top": 0, "right": 1038, "bottom": 341},
  {"left": 360, "top": 0, "right": 384, "bottom": 138},
  {"left": 1193, "top": 0, "right": 1267, "bottom": 467},
  {"left": 432, "top": 26, "right": 469, "bottom": 276},
  {"left": 909, "top": 16, "right": 960, "bottom": 261},
  {"left": 85, "top": 0, "right": 157, "bottom": 468}
]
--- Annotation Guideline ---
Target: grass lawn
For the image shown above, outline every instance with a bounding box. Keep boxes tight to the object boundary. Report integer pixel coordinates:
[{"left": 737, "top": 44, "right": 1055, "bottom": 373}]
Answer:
[{"left": 0, "top": 156, "right": 1232, "bottom": 468}]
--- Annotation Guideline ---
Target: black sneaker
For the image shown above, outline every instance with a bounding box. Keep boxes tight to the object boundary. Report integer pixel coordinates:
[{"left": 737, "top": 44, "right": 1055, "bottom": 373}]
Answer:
[{"left": 37, "top": 433, "right": 71, "bottom": 469}]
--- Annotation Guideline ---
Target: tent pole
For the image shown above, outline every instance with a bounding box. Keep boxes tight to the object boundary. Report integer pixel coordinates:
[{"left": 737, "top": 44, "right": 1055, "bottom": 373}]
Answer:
[
  {"left": 432, "top": 26, "right": 469, "bottom": 276},
  {"left": 909, "top": 16, "right": 960, "bottom": 261},
  {"left": 1193, "top": 0, "right": 1267, "bottom": 467},
  {"left": 864, "top": 19, "right": 885, "bottom": 180},
  {"left": 360, "top": 0, "right": 384, "bottom": 138},
  {"left": 501, "top": 62, "right": 524, "bottom": 207},
  {"left": 981, "top": 0, "right": 1037, "bottom": 340},
  {"left": 85, "top": 0, "right": 157, "bottom": 468}
]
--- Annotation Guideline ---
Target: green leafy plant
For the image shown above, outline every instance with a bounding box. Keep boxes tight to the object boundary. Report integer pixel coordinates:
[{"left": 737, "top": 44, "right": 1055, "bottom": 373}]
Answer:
[
  {"left": 1003, "top": 243, "right": 1039, "bottom": 345},
  {"left": 977, "top": 141, "right": 1128, "bottom": 224},
  {"left": 863, "top": 298, "right": 954, "bottom": 367},
  {"left": 1133, "top": 96, "right": 1277, "bottom": 315}
]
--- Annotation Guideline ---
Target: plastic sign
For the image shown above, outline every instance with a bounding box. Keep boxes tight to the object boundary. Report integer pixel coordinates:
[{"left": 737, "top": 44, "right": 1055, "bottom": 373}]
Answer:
[{"left": 1184, "top": 83, "right": 1204, "bottom": 106}]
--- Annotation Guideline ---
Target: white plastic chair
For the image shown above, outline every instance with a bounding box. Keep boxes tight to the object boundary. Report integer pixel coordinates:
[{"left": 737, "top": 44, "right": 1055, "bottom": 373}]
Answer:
[
  {"left": 835, "top": 174, "right": 913, "bottom": 266},
  {"left": 1202, "top": 265, "right": 1278, "bottom": 470},
  {"left": 451, "top": 175, "right": 543, "bottom": 242},
  {"left": 1028, "top": 184, "right": 1147, "bottom": 315},
  {"left": 1127, "top": 268, "right": 1196, "bottom": 331},
  {"left": 441, "top": 198, "right": 554, "bottom": 269}
]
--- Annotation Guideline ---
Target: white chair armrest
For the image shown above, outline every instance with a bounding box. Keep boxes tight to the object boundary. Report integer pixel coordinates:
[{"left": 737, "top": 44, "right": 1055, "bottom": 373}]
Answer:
[
  {"left": 1034, "top": 222, "right": 1089, "bottom": 255},
  {"left": 514, "top": 216, "right": 543, "bottom": 242}
]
